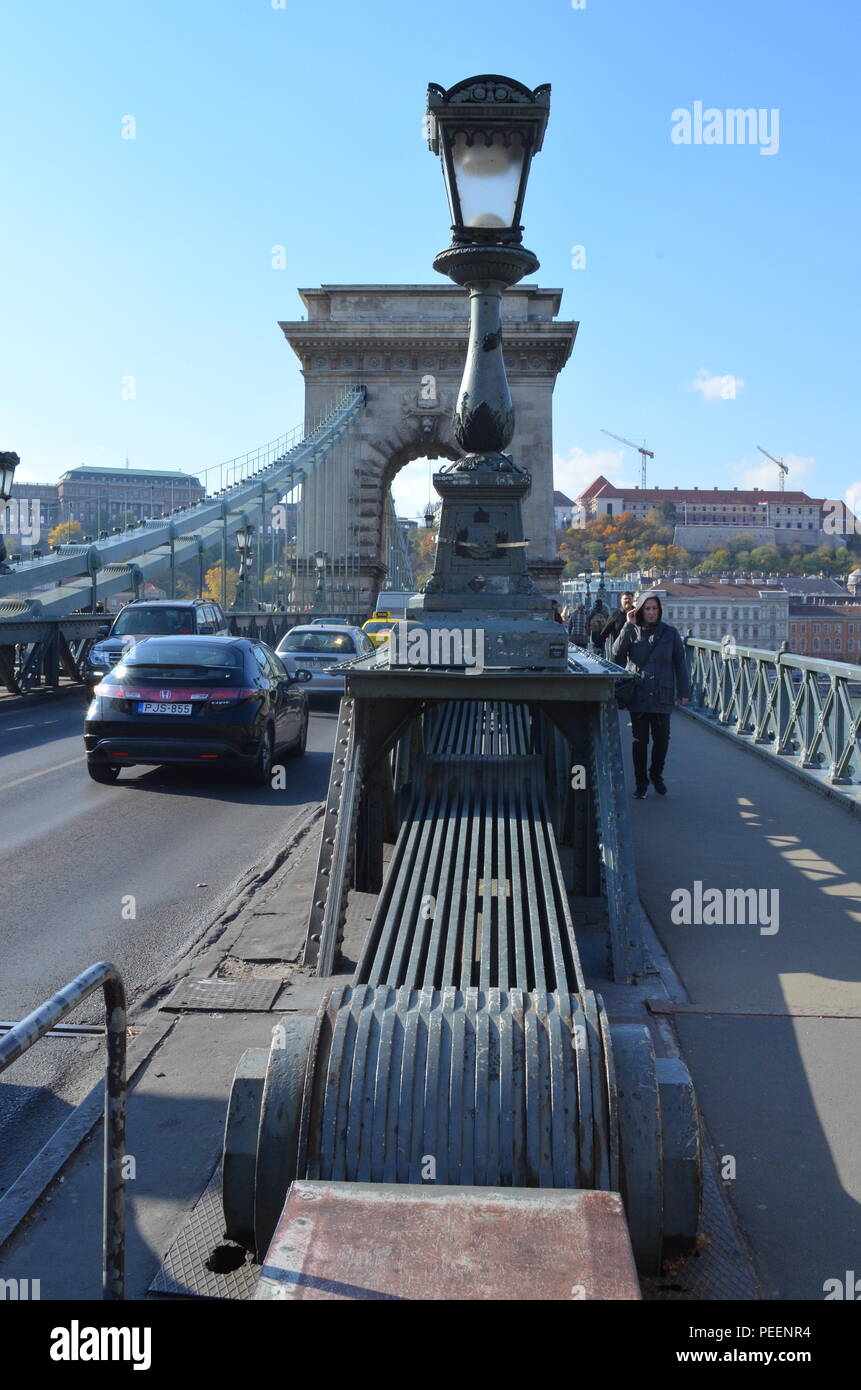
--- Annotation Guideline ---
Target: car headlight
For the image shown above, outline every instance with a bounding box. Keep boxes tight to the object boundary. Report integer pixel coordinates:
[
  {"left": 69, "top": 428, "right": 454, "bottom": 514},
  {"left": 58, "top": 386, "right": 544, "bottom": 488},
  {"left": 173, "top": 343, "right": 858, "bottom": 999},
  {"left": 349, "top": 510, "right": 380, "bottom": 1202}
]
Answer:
[{"left": 89, "top": 647, "right": 110, "bottom": 665}]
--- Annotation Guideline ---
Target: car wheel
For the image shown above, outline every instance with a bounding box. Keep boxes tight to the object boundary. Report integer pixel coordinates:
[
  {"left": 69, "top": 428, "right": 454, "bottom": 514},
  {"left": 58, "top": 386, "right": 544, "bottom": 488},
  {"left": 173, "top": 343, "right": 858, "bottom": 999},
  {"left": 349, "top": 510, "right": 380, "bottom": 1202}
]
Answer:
[
  {"left": 245, "top": 725, "right": 274, "bottom": 785},
  {"left": 288, "top": 712, "right": 308, "bottom": 758},
  {"left": 87, "top": 762, "right": 120, "bottom": 784}
]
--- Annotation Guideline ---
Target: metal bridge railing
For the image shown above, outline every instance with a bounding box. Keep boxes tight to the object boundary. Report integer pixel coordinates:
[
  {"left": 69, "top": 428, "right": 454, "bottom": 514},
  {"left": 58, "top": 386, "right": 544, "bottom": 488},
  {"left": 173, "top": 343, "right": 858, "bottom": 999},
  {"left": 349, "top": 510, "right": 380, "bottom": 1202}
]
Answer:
[
  {"left": 0, "top": 962, "right": 127, "bottom": 1300},
  {"left": 0, "top": 610, "right": 372, "bottom": 695},
  {"left": 0, "top": 386, "right": 368, "bottom": 619},
  {"left": 0, "top": 613, "right": 107, "bottom": 695},
  {"left": 683, "top": 636, "right": 861, "bottom": 800}
]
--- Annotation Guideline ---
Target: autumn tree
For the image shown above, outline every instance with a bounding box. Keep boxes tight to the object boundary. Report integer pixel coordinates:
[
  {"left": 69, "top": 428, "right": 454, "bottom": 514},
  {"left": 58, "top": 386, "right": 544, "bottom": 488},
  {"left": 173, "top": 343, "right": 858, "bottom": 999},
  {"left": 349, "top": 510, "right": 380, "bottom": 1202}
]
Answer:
[
  {"left": 47, "top": 519, "right": 83, "bottom": 546},
  {"left": 203, "top": 564, "right": 239, "bottom": 606}
]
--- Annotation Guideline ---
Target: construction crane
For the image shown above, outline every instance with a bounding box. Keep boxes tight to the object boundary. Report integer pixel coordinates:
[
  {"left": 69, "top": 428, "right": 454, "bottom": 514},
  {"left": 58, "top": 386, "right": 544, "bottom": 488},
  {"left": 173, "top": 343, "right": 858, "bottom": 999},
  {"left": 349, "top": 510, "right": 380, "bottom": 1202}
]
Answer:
[
  {"left": 757, "top": 444, "right": 789, "bottom": 492},
  {"left": 601, "top": 429, "right": 654, "bottom": 489}
]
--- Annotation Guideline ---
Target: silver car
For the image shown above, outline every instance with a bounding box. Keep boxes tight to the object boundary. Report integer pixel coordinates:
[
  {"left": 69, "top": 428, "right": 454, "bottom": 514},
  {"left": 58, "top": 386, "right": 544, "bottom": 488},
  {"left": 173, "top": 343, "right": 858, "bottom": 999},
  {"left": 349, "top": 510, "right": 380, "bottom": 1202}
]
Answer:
[{"left": 276, "top": 625, "right": 375, "bottom": 694}]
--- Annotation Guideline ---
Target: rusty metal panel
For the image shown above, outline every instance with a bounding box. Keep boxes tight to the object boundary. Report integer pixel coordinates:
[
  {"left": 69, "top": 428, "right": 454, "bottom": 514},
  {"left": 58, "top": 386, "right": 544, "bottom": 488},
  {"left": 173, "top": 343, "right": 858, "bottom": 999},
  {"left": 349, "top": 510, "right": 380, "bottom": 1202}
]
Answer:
[{"left": 254, "top": 1181, "right": 641, "bottom": 1301}]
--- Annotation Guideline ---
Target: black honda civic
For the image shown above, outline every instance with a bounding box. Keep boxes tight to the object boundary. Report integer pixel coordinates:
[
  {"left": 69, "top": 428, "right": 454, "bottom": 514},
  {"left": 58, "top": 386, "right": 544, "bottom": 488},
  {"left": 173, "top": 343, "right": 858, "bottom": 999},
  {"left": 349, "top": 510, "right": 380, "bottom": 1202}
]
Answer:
[{"left": 84, "top": 636, "right": 310, "bottom": 785}]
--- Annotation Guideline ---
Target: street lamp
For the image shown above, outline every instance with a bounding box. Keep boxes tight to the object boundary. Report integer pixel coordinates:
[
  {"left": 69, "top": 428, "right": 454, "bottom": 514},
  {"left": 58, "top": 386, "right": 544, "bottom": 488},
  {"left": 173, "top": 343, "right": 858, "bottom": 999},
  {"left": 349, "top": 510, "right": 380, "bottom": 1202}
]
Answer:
[
  {"left": 597, "top": 550, "right": 607, "bottom": 594},
  {"left": 424, "top": 502, "right": 436, "bottom": 530},
  {"left": 427, "top": 76, "right": 549, "bottom": 246},
  {"left": 408, "top": 75, "right": 567, "bottom": 671},
  {"left": 233, "top": 525, "right": 255, "bottom": 610},
  {"left": 584, "top": 566, "right": 593, "bottom": 607},
  {"left": 312, "top": 549, "right": 329, "bottom": 614},
  {"left": 0, "top": 450, "right": 20, "bottom": 572},
  {"left": 427, "top": 77, "right": 549, "bottom": 456},
  {"left": 274, "top": 563, "right": 285, "bottom": 611}
]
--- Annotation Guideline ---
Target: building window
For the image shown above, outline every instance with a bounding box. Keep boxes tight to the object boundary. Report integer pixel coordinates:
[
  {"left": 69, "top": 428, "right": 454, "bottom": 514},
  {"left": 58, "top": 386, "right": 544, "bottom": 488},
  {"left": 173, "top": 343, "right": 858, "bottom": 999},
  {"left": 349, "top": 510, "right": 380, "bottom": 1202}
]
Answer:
[
  {"left": 824, "top": 638, "right": 831, "bottom": 651},
  {"left": 813, "top": 624, "right": 820, "bottom": 633},
  {"left": 835, "top": 637, "right": 841, "bottom": 649},
  {"left": 790, "top": 623, "right": 796, "bottom": 633},
  {"left": 813, "top": 638, "right": 820, "bottom": 651}
]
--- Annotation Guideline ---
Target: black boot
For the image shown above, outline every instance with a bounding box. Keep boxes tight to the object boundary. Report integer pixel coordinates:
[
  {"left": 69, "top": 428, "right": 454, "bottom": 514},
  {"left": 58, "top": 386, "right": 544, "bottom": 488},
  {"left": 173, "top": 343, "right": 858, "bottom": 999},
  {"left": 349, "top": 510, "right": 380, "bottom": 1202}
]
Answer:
[{"left": 650, "top": 770, "right": 667, "bottom": 796}]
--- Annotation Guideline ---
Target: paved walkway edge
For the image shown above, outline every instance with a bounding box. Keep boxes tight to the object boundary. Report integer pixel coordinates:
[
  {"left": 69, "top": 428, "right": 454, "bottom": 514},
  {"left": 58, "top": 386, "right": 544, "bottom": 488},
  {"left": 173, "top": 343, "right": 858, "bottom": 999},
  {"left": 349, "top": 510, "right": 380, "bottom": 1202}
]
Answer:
[{"left": 0, "top": 800, "right": 324, "bottom": 1252}]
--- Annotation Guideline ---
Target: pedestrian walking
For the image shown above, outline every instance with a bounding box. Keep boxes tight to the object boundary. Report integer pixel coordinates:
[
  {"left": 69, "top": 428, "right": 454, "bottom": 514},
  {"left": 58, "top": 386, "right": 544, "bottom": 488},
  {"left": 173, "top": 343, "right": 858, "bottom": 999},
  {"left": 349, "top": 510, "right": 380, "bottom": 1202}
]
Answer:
[
  {"left": 567, "top": 602, "right": 590, "bottom": 647},
  {"left": 611, "top": 590, "right": 690, "bottom": 798},
  {"left": 588, "top": 599, "right": 608, "bottom": 653},
  {"left": 597, "top": 592, "right": 636, "bottom": 648}
]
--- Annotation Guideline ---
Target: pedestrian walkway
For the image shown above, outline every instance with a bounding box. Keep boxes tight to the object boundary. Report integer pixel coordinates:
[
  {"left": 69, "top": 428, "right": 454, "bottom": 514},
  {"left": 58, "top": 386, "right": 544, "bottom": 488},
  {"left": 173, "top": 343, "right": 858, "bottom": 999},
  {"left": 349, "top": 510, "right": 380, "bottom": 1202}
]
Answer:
[{"left": 623, "top": 709, "right": 861, "bottom": 1299}]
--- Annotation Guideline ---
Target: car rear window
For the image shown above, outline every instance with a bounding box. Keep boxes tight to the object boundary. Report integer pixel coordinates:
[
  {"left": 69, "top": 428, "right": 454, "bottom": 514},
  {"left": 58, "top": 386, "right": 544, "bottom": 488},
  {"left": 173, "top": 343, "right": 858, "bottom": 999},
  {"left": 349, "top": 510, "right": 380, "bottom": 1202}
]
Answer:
[
  {"left": 281, "top": 631, "right": 357, "bottom": 654},
  {"left": 112, "top": 607, "right": 197, "bottom": 636},
  {"left": 363, "top": 621, "right": 392, "bottom": 634},
  {"left": 116, "top": 640, "right": 244, "bottom": 671}
]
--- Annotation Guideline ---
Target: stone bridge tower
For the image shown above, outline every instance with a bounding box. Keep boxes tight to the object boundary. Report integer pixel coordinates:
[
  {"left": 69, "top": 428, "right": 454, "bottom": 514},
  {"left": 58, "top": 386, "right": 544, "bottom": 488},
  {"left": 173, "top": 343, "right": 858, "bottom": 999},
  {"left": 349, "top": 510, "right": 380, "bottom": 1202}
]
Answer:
[{"left": 279, "top": 284, "right": 577, "bottom": 606}]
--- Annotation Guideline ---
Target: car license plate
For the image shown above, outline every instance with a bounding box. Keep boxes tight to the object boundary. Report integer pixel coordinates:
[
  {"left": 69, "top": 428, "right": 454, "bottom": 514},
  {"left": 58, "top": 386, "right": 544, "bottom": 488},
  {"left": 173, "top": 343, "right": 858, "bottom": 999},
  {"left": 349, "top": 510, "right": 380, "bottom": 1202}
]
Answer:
[{"left": 137, "top": 702, "right": 193, "bottom": 715}]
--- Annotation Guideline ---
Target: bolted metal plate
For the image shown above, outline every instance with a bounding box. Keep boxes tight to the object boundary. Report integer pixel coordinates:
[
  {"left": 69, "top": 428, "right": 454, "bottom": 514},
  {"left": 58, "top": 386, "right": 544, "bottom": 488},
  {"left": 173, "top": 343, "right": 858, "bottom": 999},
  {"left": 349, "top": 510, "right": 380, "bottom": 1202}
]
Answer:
[
  {"left": 161, "top": 978, "right": 284, "bottom": 1013},
  {"left": 150, "top": 1166, "right": 259, "bottom": 1301},
  {"left": 255, "top": 1181, "right": 641, "bottom": 1301}
]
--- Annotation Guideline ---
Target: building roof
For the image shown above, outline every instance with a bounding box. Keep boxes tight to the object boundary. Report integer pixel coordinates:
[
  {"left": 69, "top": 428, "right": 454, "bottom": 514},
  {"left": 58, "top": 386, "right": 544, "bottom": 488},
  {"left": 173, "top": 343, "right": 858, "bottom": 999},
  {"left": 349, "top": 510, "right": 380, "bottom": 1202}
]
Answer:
[
  {"left": 576, "top": 476, "right": 823, "bottom": 506},
  {"left": 776, "top": 577, "right": 849, "bottom": 595},
  {"left": 789, "top": 604, "right": 861, "bottom": 619},
  {"left": 578, "top": 475, "right": 614, "bottom": 501},
  {"left": 652, "top": 582, "right": 785, "bottom": 599},
  {"left": 58, "top": 466, "right": 202, "bottom": 483},
  {"left": 553, "top": 490, "right": 575, "bottom": 506}
]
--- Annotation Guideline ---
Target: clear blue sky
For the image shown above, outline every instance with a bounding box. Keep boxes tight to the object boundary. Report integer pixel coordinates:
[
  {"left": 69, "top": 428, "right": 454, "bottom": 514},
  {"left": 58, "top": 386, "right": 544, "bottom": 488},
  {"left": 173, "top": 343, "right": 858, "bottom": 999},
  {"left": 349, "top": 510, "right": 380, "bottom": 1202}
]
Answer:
[{"left": 1, "top": 0, "right": 858, "bottom": 518}]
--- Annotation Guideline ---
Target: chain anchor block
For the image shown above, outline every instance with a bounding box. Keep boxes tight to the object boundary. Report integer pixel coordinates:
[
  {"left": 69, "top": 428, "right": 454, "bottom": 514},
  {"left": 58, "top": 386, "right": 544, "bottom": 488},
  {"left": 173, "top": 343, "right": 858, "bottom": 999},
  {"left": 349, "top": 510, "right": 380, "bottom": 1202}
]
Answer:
[
  {"left": 222, "top": 1016, "right": 316, "bottom": 1259},
  {"left": 656, "top": 1055, "right": 702, "bottom": 1257},
  {"left": 222, "top": 1048, "right": 267, "bottom": 1251},
  {"left": 609, "top": 1025, "right": 701, "bottom": 1275}
]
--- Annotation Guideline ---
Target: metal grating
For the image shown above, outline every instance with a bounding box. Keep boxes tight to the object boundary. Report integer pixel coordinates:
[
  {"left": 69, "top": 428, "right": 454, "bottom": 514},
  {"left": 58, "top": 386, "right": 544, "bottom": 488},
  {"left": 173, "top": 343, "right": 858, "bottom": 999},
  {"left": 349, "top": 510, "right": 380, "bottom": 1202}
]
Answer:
[
  {"left": 161, "top": 978, "right": 284, "bottom": 1013},
  {"left": 149, "top": 1167, "right": 259, "bottom": 1300}
]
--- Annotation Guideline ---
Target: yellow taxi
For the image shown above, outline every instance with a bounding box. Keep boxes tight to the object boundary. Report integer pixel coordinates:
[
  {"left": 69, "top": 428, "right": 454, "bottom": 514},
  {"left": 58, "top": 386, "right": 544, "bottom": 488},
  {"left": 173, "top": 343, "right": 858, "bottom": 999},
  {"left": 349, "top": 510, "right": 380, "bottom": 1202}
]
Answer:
[{"left": 362, "top": 611, "right": 396, "bottom": 649}]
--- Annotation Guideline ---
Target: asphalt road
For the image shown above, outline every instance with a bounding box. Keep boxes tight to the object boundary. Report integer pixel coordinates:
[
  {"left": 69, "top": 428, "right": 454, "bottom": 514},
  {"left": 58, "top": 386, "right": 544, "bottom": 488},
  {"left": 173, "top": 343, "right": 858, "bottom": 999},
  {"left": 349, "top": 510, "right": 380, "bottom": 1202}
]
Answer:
[{"left": 0, "top": 691, "right": 337, "bottom": 1194}]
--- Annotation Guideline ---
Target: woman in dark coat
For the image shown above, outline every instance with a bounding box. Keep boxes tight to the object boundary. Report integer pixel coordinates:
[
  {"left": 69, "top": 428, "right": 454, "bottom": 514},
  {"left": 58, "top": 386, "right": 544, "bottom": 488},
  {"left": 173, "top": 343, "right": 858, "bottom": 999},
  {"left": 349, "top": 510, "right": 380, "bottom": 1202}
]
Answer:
[{"left": 611, "top": 590, "right": 690, "bottom": 798}]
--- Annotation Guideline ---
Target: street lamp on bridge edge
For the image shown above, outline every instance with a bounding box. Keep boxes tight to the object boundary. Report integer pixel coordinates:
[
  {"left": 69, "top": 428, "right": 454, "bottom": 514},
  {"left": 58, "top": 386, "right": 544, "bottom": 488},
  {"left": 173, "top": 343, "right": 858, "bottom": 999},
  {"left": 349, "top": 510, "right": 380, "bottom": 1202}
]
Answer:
[
  {"left": 311, "top": 549, "right": 329, "bottom": 614},
  {"left": 232, "top": 525, "right": 255, "bottom": 610},
  {"left": 0, "top": 452, "right": 20, "bottom": 573}
]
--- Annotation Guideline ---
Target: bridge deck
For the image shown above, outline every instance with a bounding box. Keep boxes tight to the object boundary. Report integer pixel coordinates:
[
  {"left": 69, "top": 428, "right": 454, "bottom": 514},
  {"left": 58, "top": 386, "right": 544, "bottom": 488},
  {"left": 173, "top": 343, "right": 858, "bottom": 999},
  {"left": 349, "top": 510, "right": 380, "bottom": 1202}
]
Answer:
[
  {"left": 0, "top": 712, "right": 857, "bottom": 1300},
  {"left": 627, "top": 710, "right": 861, "bottom": 1299}
]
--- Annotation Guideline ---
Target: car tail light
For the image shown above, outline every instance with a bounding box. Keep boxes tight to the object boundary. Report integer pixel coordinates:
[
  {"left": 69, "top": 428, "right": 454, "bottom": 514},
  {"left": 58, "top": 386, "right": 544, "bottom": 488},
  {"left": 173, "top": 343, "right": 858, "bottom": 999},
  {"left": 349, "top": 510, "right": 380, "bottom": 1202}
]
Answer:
[
  {"left": 93, "top": 684, "right": 149, "bottom": 699},
  {"left": 92, "top": 683, "right": 259, "bottom": 705},
  {"left": 206, "top": 688, "right": 259, "bottom": 707}
]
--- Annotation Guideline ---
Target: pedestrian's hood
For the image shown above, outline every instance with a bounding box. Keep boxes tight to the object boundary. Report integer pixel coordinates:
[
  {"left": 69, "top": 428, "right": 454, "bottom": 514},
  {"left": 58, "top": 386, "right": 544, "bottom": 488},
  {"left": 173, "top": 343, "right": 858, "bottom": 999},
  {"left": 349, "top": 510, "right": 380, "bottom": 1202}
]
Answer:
[{"left": 633, "top": 591, "right": 664, "bottom": 624}]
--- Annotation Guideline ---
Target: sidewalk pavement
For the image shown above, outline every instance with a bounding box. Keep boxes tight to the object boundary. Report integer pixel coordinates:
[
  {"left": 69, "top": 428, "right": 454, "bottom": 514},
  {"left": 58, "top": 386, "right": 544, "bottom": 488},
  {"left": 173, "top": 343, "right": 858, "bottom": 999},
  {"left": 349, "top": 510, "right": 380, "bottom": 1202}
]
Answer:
[{"left": 624, "top": 708, "right": 861, "bottom": 1300}]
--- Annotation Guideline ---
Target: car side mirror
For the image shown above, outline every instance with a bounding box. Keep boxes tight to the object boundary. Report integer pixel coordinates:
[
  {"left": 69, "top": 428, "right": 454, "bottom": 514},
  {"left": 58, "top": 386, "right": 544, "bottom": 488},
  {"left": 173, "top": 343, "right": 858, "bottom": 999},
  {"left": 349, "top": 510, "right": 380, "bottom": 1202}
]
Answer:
[{"left": 96, "top": 625, "right": 109, "bottom": 638}]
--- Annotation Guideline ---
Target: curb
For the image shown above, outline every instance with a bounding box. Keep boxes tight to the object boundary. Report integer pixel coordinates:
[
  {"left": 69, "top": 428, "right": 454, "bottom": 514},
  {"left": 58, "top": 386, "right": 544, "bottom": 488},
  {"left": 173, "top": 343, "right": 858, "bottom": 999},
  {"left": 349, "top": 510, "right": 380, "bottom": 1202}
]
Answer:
[{"left": 0, "top": 799, "right": 324, "bottom": 1253}]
